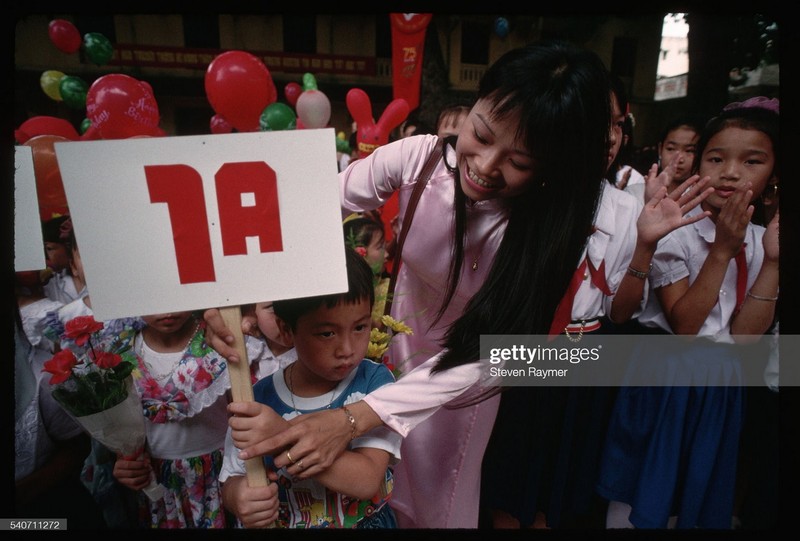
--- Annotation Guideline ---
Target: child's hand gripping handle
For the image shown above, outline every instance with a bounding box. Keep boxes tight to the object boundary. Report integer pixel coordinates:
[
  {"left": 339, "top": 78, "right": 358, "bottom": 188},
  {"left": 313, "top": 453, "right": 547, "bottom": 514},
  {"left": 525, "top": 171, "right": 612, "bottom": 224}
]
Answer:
[{"left": 219, "top": 305, "right": 269, "bottom": 490}]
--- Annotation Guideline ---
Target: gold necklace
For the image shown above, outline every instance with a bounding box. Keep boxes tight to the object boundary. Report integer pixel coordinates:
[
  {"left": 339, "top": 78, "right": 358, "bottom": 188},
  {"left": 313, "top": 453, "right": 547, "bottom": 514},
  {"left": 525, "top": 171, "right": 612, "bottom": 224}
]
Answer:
[
  {"left": 472, "top": 254, "right": 480, "bottom": 271},
  {"left": 138, "top": 320, "right": 200, "bottom": 380},
  {"left": 286, "top": 363, "right": 337, "bottom": 414}
]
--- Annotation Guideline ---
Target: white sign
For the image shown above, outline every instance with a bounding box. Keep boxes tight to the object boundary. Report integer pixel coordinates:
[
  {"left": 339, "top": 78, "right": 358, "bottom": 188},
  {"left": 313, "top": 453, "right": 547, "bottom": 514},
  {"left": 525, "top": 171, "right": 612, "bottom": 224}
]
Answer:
[
  {"left": 55, "top": 129, "right": 347, "bottom": 320},
  {"left": 15, "top": 145, "right": 46, "bottom": 272}
]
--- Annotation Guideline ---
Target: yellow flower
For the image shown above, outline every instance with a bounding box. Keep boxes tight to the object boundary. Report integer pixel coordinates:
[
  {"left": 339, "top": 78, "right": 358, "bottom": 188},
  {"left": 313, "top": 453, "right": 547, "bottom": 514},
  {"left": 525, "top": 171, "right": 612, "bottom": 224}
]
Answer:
[
  {"left": 370, "top": 328, "right": 390, "bottom": 345},
  {"left": 367, "top": 341, "right": 389, "bottom": 359},
  {"left": 380, "top": 315, "right": 414, "bottom": 335}
]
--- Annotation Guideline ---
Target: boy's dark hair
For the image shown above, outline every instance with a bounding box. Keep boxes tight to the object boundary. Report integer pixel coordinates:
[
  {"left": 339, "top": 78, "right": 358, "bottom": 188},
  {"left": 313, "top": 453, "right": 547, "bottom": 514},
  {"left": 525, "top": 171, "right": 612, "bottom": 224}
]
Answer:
[{"left": 273, "top": 247, "right": 375, "bottom": 330}]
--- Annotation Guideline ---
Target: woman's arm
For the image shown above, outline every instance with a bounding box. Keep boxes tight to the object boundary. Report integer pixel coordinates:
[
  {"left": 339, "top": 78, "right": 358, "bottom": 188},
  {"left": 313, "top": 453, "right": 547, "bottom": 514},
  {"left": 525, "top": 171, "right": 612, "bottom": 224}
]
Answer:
[{"left": 240, "top": 353, "right": 486, "bottom": 479}]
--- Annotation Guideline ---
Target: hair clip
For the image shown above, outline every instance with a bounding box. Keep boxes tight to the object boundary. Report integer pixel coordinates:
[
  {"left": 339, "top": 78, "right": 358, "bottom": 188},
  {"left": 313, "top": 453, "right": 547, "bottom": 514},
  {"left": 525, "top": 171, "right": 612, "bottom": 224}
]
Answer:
[{"left": 722, "top": 96, "right": 779, "bottom": 114}]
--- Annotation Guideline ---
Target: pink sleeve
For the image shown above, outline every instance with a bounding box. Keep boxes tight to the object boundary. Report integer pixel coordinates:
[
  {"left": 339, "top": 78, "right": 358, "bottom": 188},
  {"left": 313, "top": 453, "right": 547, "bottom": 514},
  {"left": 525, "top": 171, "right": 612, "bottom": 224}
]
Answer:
[
  {"left": 362, "top": 352, "right": 485, "bottom": 437},
  {"left": 339, "top": 134, "right": 439, "bottom": 213}
]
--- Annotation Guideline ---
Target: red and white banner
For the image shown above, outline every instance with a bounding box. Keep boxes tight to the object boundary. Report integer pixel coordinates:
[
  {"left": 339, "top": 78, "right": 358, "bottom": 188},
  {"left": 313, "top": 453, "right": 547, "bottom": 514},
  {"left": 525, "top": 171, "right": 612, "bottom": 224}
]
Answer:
[{"left": 390, "top": 13, "right": 432, "bottom": 111}]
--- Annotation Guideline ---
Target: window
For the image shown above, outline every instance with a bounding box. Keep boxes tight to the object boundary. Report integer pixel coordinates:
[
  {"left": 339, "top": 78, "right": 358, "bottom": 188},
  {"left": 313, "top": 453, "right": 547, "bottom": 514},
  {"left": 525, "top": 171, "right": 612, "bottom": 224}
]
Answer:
[
  {"left": 283, "top": 15, "right": 316, "bottom": 54},
  {"left": 654, "top": 13, "right": 689, "bottom": 101}
]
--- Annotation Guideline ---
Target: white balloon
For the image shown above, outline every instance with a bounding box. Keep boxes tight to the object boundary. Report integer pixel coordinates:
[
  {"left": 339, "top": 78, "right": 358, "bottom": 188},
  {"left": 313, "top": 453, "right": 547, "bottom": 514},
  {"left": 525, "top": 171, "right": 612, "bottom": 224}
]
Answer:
[{"left": 296, "top": 90, "right": 331, "bottom": 129}]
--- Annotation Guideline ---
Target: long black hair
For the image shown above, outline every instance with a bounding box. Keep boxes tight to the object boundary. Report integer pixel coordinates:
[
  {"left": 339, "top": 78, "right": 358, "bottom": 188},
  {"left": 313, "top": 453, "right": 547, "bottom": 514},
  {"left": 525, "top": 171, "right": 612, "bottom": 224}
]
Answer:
[{"left": 433, "top": 40, "right": 611, "bottom": 374}]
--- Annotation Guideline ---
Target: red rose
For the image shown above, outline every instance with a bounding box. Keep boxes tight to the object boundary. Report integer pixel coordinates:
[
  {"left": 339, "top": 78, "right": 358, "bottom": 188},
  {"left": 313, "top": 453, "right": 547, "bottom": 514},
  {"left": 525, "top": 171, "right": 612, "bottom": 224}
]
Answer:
[
  {"left": 92, "top": 351, "right": 122, "bottom": 370},
  {"left": 355, "top": 246, "right": 367, "bottom": 258},
  {"left": 42, "top": 349, "right": 78, "bottom": 384},
  {"left": 64, "top": 316, "right": 104, "bottom": 346}
]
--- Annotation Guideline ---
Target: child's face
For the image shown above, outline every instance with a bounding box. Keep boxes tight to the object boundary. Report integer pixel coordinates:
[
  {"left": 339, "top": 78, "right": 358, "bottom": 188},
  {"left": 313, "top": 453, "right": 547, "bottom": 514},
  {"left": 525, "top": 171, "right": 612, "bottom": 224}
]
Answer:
[
  {"left": 455, "top": 98, "right": 535, "bottom": 201},
  {"left": 255, "top": 302, "right": 293, "bottom": 350},
  {"left": 281, "top": 298, "right": 372, "bottom": 385},
  {"left": 45, "top": 242, "right": 70, "bottom": 272},
  {"left": 364, "top": 230, "right": 387, "bottom": 273},
  {"left": 699, "top": 126, "right": 775, "bottom": 212},
  {"left": 607, "top": 93, "right": 625, "bottom": 170},
  {"left": 141, "top": 311, "right": 194, "bottom": 335},
  {"left": 658, "top": 126, "right": 699, "bottom": 183}
]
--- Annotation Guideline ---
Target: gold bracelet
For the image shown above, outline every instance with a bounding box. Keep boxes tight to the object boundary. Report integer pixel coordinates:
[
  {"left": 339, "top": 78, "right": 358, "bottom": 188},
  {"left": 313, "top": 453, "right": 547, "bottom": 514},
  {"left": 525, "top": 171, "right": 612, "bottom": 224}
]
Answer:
[
  {"left": 626, "top": 263, "right": 652, "bottom": 279},
  {"left": 342, "top": 406, "right": 357, "bottom": 440},
  {"left": 746, "top": 291, "right": 778, "bottom": 302}
]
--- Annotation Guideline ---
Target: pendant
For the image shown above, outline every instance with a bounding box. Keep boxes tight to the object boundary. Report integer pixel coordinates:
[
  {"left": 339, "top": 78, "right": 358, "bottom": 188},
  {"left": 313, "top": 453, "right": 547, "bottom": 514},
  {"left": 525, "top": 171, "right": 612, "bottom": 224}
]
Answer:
[{"left": 472, "top": 260, "right": 478, "bottom": 271}]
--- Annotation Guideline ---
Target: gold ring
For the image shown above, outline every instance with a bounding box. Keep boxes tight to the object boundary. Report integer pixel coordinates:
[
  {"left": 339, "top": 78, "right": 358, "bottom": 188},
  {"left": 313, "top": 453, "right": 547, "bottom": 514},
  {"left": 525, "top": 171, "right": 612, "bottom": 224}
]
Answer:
[{"left": 286, "top": 450, "right": 295, "bottom": 464}]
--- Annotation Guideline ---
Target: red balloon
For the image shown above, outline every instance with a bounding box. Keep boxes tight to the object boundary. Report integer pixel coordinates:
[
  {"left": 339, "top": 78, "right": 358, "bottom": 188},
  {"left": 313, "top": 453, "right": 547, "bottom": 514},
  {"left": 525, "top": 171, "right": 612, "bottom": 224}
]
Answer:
[
  {"left": 15, "top": 116, "right": 80, "bottom": 144},
  {"left": 347, "top": 88, "right": 409, "bottom": 158},
  {"left": 205, "top": 51, "right": 276, "bottom": 132},
  {"left": 48, "top": 19, "right": 82, "bottom": 54},
  {"left": 85, "top": 74, "right": 160, "bottom": 139},
  {"left": 210, "top": 114, "right": 234, "bottom": 134},
  {"left": 284, "top": 82, "right": 302, "bottom": 107},
  {"left": 23, "top": 135, "right": 70, "bottom": 218}
]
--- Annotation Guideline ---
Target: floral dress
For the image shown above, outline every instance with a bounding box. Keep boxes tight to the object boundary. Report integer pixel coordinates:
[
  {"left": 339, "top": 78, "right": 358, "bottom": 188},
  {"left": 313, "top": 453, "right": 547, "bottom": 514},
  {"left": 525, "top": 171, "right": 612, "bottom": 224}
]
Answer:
[{"left": 131, "top": 322, "right": 231, "bottom": 529}]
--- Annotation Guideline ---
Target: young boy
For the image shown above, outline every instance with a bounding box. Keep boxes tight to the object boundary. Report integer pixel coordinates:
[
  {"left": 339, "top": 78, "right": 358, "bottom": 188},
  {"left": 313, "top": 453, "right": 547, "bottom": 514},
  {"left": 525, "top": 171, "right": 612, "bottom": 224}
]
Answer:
[{"left": 220, "top": 247, "right": 401, "bottom": 528}]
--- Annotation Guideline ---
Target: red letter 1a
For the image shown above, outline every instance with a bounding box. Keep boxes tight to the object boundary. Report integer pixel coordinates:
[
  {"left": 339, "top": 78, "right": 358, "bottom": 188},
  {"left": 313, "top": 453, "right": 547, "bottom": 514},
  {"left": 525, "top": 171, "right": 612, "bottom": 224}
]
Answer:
[
  {"left": 145, "top": 164, "right": 216, "bottom": 284},
  {"left": 215, "top": 162, "right": 283, "bottom": 256}
]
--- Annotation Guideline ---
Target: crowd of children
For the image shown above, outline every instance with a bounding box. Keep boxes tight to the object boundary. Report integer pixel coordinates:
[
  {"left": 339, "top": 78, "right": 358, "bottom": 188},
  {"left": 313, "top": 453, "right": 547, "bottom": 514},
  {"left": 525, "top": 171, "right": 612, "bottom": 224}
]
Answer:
[{"left": 16, "top": 38, "right": 780, "bottom": 531}]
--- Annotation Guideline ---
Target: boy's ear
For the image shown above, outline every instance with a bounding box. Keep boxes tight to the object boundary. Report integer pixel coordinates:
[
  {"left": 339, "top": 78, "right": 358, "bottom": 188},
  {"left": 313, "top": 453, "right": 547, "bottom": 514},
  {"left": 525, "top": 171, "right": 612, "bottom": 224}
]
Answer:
[{"left": 276, "top": 316, "right": 294, "bottom": 347}]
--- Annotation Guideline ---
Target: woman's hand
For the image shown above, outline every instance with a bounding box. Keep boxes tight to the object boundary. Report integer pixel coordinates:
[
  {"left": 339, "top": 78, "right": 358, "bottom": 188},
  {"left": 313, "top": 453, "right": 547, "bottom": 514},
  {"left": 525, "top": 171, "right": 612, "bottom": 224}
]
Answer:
[
  {"left": 203, "top": 307, "right": 259, "bottom": 363},
  {"left": 238, "top": 407, "right": 354, "bottom": 479}
]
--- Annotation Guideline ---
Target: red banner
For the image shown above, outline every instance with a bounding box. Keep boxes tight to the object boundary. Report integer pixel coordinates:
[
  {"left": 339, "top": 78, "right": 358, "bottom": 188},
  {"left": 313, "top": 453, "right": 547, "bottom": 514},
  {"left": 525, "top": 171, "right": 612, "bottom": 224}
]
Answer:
[{"left": 390, "top": 13, "right": 432, "bottom": 111}]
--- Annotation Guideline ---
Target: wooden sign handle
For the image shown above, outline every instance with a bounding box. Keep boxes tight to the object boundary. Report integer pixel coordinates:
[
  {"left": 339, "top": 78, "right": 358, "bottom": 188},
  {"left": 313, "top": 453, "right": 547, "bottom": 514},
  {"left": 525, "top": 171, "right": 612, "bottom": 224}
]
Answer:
[{"left": 219, "top": 305, "right": 269, "bottom": 489}]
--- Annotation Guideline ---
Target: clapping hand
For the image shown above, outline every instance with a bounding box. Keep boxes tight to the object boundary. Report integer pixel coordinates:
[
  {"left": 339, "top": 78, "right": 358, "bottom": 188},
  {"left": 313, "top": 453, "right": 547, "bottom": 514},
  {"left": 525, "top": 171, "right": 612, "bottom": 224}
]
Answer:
[{"left": 637, "top": 173, "right": 713, "bottom": 245}]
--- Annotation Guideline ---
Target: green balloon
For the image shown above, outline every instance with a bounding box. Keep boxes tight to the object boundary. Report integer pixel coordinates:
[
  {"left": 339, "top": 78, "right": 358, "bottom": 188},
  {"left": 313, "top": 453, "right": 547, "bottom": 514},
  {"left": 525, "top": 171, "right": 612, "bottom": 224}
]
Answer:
[
  {"left": 302, "top": 72, "right": 318, "bottom": 91},
  {"left": 58, "top": 75, "right": 89, "bottom": 110},
  {"left": 335, "top": 136, "right": 351, "bottom": 154},
  {"left": 83, "top": 32, "right": 114, "bottom": 66},
  {"left": 260, "top": 102, "right": 296, "bottom": 131},
  {"left": 79, "top": 118, "right": 92, "bottom": 134}
]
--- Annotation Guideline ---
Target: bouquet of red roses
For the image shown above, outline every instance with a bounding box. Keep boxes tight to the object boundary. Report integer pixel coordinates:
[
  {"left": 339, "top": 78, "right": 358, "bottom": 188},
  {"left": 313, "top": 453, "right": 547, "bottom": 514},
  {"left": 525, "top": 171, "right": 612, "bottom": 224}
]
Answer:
[{"left": 42, "top": 315, "right": 164, "bottom": 500}]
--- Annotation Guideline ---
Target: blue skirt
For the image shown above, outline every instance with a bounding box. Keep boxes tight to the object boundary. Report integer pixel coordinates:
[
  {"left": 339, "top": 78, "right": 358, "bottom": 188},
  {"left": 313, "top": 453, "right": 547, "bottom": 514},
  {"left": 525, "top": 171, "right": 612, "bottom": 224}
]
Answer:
[{"left": 596, "top": 337, "right": 744, "bottom": 529}]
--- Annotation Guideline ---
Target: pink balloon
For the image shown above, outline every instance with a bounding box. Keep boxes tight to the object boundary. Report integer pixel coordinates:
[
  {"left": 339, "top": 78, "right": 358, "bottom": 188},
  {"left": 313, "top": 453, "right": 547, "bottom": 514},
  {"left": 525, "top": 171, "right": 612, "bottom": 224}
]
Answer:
[
  {"left": 85, "top": 74, "right": 160, "bottom": 139},
  {"left": 48, "top": 19, "right": 82, "bottom": 54},
  {"left": 284, "top": 82, "right": 302, "bottom": 107},
  {"left": 205, "top": 51, "right": 276, "bottom": 132},
  {"left": 15, "top": 116, "right": 80, "bottom": 144},
  {"left": 210, "top": 114, "right": 234, "bottom": 134},
  {"left": 296, "top": 90, "right": 331, "bottom": 129}
]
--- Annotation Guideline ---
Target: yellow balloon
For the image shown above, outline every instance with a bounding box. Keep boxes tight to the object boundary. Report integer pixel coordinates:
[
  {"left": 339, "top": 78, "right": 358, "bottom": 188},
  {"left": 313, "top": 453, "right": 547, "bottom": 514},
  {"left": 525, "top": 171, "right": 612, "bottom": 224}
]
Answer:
[{"left": 40, "top": 70, "right": 66, "bottom": 101}]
